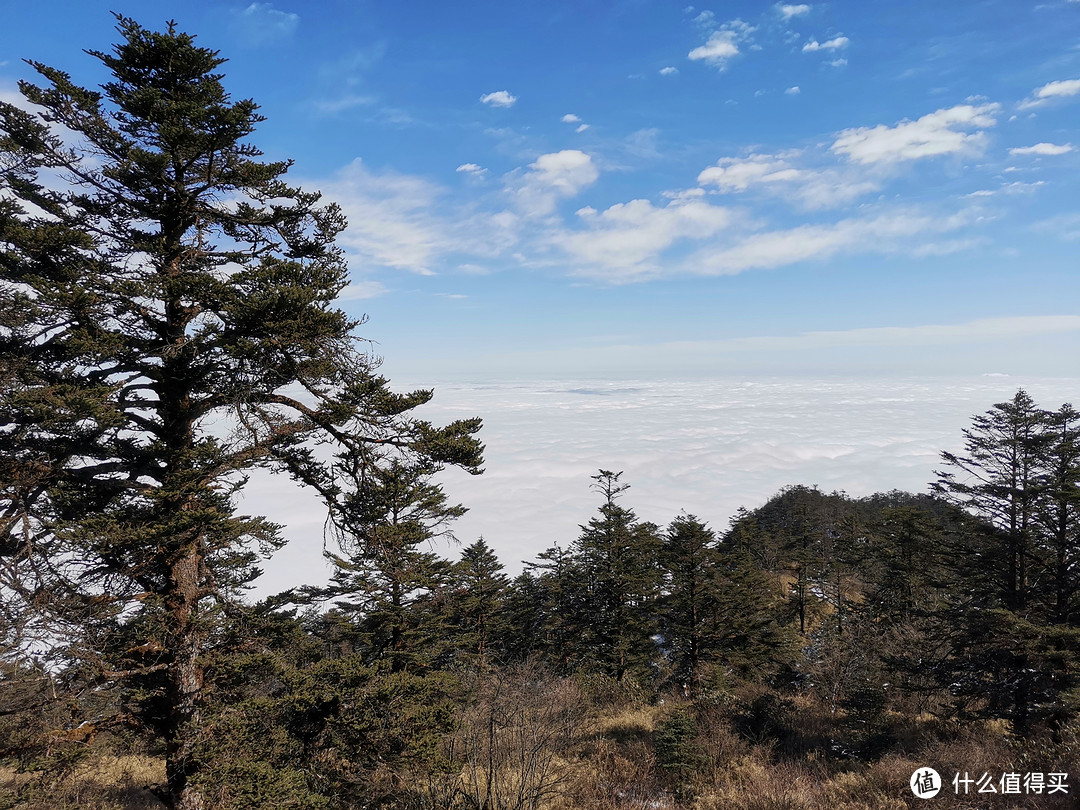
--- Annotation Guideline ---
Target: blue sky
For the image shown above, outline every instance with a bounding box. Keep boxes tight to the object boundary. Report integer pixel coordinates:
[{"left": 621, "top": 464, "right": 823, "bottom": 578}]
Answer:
[{"left": 2, "top": 0, "right": 1078, "bottom": 381}]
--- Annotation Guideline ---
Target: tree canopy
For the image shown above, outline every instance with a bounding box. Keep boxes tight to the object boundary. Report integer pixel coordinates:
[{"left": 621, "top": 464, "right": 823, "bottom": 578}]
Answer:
[{"left": 0, "top": 17, "right": 481, "bottom": 810}]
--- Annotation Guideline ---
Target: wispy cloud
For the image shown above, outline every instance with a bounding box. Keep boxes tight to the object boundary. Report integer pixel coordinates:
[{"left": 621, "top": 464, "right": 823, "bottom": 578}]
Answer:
[
  {"left": 831, "top": 103, "right": 999, "bottom": 164},
  {"left": 561, "top": 113, "right": 581, "bottom": 123},
  {"left": 659, "top": 66, "right": 679, "bottom": 76},
  {"left": 686, "top": 208, "right": 973, "bottom": 275},
  {"left": 1033, "top": 212, "right": 1080, "bottom": 240},
  {"left": 778, "top": 4, "right": 811, "bottom": 21},
  {"left": 233, "top": 3, "right": 299, "bottom": 44},
  {"left": 1008, "top": 142, "right": 1073, "bottom": 155},
  {"left": 803, "top": 35, "right": 849, "bottom": 52},
  {"left": 312, "top": 94, "right": 376, "bottom": 115},
  {"left": 698, "top": 153, "right": 804, "bottom": 192},
  {"left": 688, "top": 20, "right": 755, "bottom": 70},
  {"left": 696, "top": 152, "right": 880, "bottom": 209},
  {"left": 318, "top": 159, "right": 453, "bottom": 275},
  {"left": 785, "top": 85, "right": 801, "bottom": 95},
  {"left": 551, "top": 195, "right": 733, "bottom": 280},
  {"left": 1018, "top": 78, "right": 1080, "bottom": 109},
  {"left": 456, "top": 163, "right": 488, "bottom": 177},
  {"left": 337, "top": 281, "right": 387, "bottom": 300},
  {"left": 480, "top": 90, "right": 517, "bottom": 108},
  {"left": 964, "top": 180, "right": 1045, "bottom": 197}
]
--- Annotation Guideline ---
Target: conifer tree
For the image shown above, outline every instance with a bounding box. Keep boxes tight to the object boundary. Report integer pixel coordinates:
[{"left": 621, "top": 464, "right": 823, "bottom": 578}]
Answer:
[
  {"left": 0, "top": 18, "right": 481, "bottom": 809},
  {"left": 934, "top": 389, "right": 1046, "bottom": 610},
  {"left": 445, "top": 537, "right": 510, "bottom": 666},
  {"left": 316, "top": 456, "right": 466, "bottom": 672},
  {"left": 660, "top": 514, "right": 721, "bottom": 695},
  {"left": 1036, "top": 403, "right": 1080, "bottom": 625},
  {"left": 933, "top": 392, "right": 1080, "bottom": 734},
  {"left": 574, "top": 470, "right": 663, "bottom": 681},
  {"left": 516, "top": 544, "right": 586, "bottom": 671}
]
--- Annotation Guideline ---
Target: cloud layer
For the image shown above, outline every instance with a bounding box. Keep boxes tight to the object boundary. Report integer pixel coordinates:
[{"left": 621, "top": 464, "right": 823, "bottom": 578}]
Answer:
[{"left": 250, "top": 373, "right": 1080, "bottom": 592}]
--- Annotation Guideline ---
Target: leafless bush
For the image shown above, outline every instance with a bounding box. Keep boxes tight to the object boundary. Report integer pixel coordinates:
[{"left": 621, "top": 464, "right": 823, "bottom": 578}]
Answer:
[{"left": 452, "top": 661, "right": 587, "bottom": 810}]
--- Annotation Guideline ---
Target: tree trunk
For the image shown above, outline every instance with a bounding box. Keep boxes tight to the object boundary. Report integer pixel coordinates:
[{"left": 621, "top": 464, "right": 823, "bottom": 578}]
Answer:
[{"left": 164, "top": 541, "right": 206, "bottom": 810}]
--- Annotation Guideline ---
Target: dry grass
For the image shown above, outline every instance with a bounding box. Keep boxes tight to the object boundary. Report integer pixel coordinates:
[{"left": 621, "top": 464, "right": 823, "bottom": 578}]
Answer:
[
  {"left": 3, "top": 702, "right": 1075, "bottom": 810},
  {"left": 0, "top": 754, "right": 164, "bottom": 810},
  {"left": 596, "top": 705, "right": 661, "bottom": 738}
]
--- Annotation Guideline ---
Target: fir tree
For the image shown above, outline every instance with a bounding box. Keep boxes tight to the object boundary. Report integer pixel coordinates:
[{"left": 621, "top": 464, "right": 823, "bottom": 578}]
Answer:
[
  {"left": 574, "top": 470, "right": 663, "bottom": 681},
  {"left": 317, "top": 455, "right": 467, "bottom": 673},
  {"left": 1035, "top": 403, "right": 1080, "bottom": 625},
  {"left": 933, "top": 389, "right": 1046, "bottom": 610},
  {"left": 0, "top": 18, "right": 481, "bottom": 809},
  {"left": 445, "top": 537, "right": 510, "bottom": 667},
  {"left": 659, "top": 514, "right": 721, "bottom": 695}
]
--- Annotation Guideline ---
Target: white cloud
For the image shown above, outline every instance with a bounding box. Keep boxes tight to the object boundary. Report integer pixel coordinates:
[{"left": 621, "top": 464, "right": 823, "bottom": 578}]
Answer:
[
  {"left": 576, "top": 124, "right": 590, "bottom": 133},
  {"left": 688, "top": 20, "right": 755, "bottom": 70},
  {"left": 480, "top": 90, "right": 517, "bottom": 108},
  {"left": 456, "top": 163, "right": 488, "bottom": 176},
  {"left": 803, "top": 35, "right": 849, "bottom": 52},
  {"left": 561, "top": 113, "right": 581, "bottom": 123},
  {"left": 318, "top": 158, "right": 454, "bottom": 274},
  {"left": 785, "top": 85, "right": 801, "bottom": 95},
  {"left": 1018, "top": 78, "right": 1080, "bottom": 109},
  {"left": 688, "top": 30, "right": 740, "bottom": 67},
  {"left": 685, "top": 315, "right": 1080, "bottom": 351},
  {"left": 550, "top": 196, "right": 733, "bottom": 280},
  {"left": 698, "top": 153, "right": 803, "bottom": 191},
  {"left": 1009, "top": 142, "right": 1073, "bottom": 155},
  {"left": 511, "top": 150, "right": 599, "bottom": 217},
  {"left": 778, "top": 4, "right": 811, "bottom": 20},
  {"left": 829, "top": 58, "right": 848, "bottom": 68},
  {"left": 273, "top": 375, "right": 1074, "bottom": 586},
  {"left": 831, "top": 103, "right": 999, "bottom": 164},
  {"left": 687, "top": 208, "right": 972, "bottom": 275},
  {"left": 692, "top": 10, "right": 716, "bottom": 27},
  {"left": 337, "top": 281, "right": 387, "bottom": 300},
  {"left": 235, "top": 3, "right": 299, "bottom": 43},
  {"left": 659, "top": 66, "right": 679, "bottom": 76},
  {"left": 696, "top": 153, "right": 879, "bottom": 208}
]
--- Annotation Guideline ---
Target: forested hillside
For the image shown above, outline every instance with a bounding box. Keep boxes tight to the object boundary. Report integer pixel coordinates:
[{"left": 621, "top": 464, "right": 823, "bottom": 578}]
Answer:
[{"left": 1, "top": 18, "right": 1077, "bottom": 810}]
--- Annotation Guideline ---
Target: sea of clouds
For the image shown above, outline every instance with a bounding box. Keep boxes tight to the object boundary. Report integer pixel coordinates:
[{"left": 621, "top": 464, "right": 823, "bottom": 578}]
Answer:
[{"left": 248, "top": 375, "right": 1078, "bottom": 596}]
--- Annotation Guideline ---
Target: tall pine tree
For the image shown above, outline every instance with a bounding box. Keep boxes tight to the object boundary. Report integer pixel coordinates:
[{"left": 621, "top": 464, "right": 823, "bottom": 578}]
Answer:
[
  {"left": 0, "top": 18, "right": 481, "bottom": 809},
  {"left": 574, "top": 470, "right": 663, "bottom": 681}
]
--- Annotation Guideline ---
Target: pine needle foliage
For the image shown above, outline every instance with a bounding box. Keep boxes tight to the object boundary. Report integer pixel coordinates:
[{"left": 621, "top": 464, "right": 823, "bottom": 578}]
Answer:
[{"left": 0, "top": 17, "right": 481, "bottom": 809}]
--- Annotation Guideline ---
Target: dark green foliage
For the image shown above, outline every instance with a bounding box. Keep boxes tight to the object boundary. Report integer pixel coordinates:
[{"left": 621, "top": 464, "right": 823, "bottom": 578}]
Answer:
[
  {"left": 183, "top": 605, "right": 460, "bottom": 809},
  {"left": 572, "top": 471, "right": 664, "bottom": 681},
  {"left": 934, "top": 390, "right": 1048, "bottom": 611},
  {"left": 660, "top": 515, "right": 720, "bottom": 695},
  {"left": 933, "top": 392, "right": 1080, "bottom": 735},
  {"left": 444, "top": 537, "right": 510, "bottom": 667},
  {"left": 515, "top": 545, "right": 586, "bottom": 671},
  {"left": 0, "top": 17, "right": 481, "bottom": 809},
  {"left": 1037, "top": 403, "right": 1080, "bottom": 625},
  {"left": 653, "top": 709, "right": 704, "bottom": 802},
  {"left": 313, "top": 457, "right": 466, "bottom": 673}
]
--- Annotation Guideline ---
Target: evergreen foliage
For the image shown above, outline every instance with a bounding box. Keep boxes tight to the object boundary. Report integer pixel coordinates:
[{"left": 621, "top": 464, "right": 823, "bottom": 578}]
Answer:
[
  {"left": 572, "top": 471, "right": 663, "bottom": 681},
  {"left": 1, "top": 19, "right": 1077, "bottom": 797},
  {"left": 0, "top": 17, "right": 481, "bottom": 809}
]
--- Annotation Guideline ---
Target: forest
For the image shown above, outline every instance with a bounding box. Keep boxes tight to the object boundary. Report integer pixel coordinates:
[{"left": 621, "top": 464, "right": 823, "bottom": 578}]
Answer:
[{"left": 1, "top": 17, "right": 1078, "bottom": 810}]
